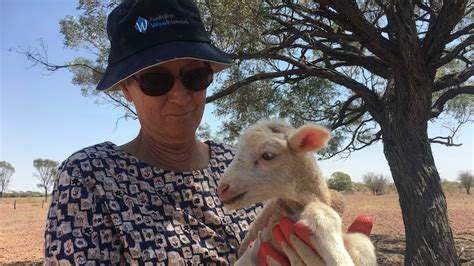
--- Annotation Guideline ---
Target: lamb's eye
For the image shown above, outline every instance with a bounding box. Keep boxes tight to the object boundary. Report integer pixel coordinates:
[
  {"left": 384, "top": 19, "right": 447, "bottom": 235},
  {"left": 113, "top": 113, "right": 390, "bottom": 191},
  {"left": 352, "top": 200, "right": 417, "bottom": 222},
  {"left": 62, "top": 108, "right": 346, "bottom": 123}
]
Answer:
[{"left": 261, "top": 152, "right": 276, "bottom": 161}]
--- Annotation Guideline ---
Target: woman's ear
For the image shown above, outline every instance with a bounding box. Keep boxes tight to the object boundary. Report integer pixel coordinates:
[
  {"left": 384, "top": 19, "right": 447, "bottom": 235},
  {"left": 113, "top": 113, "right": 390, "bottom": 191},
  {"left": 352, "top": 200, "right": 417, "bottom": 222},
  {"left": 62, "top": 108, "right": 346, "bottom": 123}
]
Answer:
[{"left": 120, "top": 79, "right": 133, "bottom": 102}]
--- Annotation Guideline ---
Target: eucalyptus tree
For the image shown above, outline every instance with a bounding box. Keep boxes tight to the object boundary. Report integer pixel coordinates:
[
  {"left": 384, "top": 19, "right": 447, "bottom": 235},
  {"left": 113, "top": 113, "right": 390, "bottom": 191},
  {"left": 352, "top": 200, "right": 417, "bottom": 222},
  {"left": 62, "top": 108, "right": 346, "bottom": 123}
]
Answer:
[
  {"left": 33, "top": 159, "right": 59, "bottom": 202},
  {"left": 0, "top": 161, "right": 15, "bottom": 198},
  {"left": 458, "top": 171, "right": 473, "bottom": 194}
]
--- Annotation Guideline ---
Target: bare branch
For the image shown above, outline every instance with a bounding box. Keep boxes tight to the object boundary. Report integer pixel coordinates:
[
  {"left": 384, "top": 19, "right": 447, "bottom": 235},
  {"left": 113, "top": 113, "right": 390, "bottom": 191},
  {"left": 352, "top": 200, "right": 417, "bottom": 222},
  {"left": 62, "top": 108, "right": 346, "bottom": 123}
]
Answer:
[
  {"left": 103, "top": 92, "right": 137, "bottom": 117},
  {"left": 10, "top": 46, "right": 103, "bottom": 74},
  {"left": 323, "top": 119, "right": 382, "bottom": 159},
  {"left": 429, "top": 137, "right": 463, "bottom": 146},
  {"left": 429, "top": 116, "right": 472, "bottom": 147}
]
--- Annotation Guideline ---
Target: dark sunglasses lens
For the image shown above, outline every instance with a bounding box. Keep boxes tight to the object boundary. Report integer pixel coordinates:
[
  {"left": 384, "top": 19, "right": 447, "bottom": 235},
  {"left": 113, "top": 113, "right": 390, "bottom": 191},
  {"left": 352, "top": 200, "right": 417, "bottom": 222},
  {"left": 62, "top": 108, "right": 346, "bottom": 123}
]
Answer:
[
  {"left": 138, "top": 73, "right": 174, "bottom": 96},
  {"left": 182, "top": 67, "right": 213, "bottom": 91}
]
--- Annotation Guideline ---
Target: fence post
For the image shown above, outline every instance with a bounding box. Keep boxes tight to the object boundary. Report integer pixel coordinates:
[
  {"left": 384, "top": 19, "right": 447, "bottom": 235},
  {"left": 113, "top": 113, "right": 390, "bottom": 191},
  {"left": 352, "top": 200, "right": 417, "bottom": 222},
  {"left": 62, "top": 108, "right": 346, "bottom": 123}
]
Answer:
[
  {"left": 42, "top": 200, "right": 45, "bottom": 208},
  {"left": 14, "top": 199, "right": 16, "bottom": 210}
]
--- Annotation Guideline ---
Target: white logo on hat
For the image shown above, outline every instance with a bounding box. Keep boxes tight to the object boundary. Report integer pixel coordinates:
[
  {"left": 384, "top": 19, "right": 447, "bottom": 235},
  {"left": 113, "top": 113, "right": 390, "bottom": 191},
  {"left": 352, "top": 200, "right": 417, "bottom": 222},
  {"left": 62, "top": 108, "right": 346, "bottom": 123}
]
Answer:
[{"left": 135, "top": 17, "right": 149, "bottom": 33}]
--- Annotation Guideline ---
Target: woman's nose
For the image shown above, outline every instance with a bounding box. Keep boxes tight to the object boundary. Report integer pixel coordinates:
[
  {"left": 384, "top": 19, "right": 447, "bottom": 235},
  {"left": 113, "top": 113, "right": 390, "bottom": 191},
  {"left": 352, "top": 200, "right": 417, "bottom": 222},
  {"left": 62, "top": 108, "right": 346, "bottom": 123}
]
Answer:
[{"left": 166, "top": 79, "right": 191, "bottom": 105}]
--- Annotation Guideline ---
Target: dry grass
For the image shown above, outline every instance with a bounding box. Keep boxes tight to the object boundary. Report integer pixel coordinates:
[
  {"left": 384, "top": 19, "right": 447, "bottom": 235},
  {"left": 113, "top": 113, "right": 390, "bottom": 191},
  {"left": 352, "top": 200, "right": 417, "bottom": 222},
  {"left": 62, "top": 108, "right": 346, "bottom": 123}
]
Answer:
[{"left": 0, "top": 193, "right": 472, "bottom": 264}]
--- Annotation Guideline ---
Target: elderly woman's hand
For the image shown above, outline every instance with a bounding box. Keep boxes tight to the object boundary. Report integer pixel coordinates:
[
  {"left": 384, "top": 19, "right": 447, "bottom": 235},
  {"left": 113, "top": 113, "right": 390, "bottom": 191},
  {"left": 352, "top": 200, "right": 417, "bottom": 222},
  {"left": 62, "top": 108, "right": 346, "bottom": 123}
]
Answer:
[{"left": 254, "top": 215, "right": 375, "bottom": 266}]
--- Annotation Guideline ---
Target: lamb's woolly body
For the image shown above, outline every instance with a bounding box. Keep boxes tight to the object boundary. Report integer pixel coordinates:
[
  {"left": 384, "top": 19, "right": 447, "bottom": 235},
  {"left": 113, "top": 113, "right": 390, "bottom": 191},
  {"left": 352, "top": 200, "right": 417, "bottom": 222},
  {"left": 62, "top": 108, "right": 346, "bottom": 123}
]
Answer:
[{"left": 218, "top": 120, "right": 376, "bottom": 265}]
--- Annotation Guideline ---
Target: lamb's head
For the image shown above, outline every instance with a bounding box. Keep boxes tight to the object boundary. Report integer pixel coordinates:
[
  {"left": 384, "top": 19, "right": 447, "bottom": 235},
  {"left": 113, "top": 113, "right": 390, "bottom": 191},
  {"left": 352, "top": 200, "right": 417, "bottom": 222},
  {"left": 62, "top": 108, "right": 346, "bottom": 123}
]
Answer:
[{"left": 217, "top": 120, "right": 331, "bottom": 209}]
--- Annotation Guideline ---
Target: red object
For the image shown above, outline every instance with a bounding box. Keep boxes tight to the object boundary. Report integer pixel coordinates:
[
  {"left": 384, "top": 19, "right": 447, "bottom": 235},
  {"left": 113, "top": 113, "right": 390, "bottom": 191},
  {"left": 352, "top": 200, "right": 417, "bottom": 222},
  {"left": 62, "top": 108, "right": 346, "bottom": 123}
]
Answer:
[
  {"left": 293, "top": 221, "right": 318, "bottom": 251},
  {"left": 272, "top": 224, "right": 285, "bottom": 248},
  {"left": 258, "top": 241, "right": 290, "bottom": 266},
  {"left": 258, "top": 215, "right": 374, "bottom": 266},
  {"left": 278, "top": 217, "right": 296, "bottom": 245},
  {"left": 347, "top": 215, "right": 373, "bottom": 237}
]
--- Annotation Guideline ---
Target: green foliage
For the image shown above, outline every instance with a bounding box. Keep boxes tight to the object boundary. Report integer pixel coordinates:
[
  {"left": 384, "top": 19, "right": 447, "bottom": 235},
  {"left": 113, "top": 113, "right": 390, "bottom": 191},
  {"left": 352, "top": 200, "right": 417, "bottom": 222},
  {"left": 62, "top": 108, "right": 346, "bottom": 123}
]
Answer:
[
  {"left": 327, "top": 171, "right": 352, "bottom": 192},
  {"left": 0, "top": 161, "right": 15, "bottom": 197},
  {"left": 458, "top": 171, "right": 473, "bottom": 194},
  {"left": 196, "top": 0, "right": 268, "bottom": 55},
  {"left": 59, "top": 0, "right": 119, "bottom": 95}
]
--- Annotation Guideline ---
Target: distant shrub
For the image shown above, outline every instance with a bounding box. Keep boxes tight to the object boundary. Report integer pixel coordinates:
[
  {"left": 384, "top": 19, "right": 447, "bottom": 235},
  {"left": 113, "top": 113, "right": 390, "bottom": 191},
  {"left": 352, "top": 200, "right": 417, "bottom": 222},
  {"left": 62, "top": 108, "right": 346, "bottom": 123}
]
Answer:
[
  {"left": 2, "top": 191, "right": 43, "bottom": 198},
  {"left": 458, "top": 171, "right": 473, "bottom": 195},
  {"left": 328, "top": 171, "right": 352, "bottom": 192},
  {"left": 363, "top": 172, "right": 390, "bottom": 195},
  {"left": 441, "top": 180, "right": 461, "bottom": 195},
  {"left": 352, "top": 182, "right": 368, "bottom": 193}
]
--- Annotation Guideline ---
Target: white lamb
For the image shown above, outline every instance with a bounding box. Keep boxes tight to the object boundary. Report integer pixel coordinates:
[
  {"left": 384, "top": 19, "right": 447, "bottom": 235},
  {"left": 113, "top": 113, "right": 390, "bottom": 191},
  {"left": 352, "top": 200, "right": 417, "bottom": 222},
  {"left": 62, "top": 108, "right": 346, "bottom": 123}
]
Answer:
[{"left": 217, "top": 120, "right": 376, "bottom": 265}]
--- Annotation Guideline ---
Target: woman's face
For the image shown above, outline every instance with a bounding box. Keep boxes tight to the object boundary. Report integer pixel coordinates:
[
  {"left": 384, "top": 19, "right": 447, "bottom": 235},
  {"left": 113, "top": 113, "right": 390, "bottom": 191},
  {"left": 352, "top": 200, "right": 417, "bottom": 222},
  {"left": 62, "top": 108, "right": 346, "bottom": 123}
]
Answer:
[{"left": 122, "top": 59, "right": 211, "bottom": 142}]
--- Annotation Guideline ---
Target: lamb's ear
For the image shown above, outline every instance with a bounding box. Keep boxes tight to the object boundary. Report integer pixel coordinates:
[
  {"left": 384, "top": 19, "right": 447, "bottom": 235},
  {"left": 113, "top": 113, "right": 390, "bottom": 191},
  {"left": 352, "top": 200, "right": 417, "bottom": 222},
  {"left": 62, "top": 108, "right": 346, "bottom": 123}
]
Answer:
[{"left": 288, "top": 125, "right": 331, "bottom": 153}]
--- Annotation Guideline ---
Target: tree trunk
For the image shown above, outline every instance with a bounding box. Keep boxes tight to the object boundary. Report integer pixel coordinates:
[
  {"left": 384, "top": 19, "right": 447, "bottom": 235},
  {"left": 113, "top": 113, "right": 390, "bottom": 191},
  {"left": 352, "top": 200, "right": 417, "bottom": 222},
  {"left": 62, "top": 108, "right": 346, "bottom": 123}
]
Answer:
[
  {"left": 379, "top": 74, "right": 460, "bottom": 264},
  {"left": 383, "top": 130, "right": 459, "bottom": 264},
  {"left": 44, "top": 188, "right": 48, "bottom": 202}
]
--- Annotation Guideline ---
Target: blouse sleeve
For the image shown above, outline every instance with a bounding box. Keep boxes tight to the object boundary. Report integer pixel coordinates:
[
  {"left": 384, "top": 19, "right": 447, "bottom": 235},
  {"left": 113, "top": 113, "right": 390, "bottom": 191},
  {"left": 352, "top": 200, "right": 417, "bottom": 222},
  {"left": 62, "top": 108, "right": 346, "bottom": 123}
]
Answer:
[{"left": 44, "top": 158, "right": 124, "bottom": 264}]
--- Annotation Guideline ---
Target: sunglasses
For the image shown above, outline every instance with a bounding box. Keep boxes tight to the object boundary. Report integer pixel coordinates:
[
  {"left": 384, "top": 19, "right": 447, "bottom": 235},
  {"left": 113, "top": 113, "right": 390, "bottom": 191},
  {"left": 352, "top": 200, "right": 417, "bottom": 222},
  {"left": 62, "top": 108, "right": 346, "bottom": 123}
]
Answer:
[{"left": 132, "top": 64, "right": 214, "bottom": 96}]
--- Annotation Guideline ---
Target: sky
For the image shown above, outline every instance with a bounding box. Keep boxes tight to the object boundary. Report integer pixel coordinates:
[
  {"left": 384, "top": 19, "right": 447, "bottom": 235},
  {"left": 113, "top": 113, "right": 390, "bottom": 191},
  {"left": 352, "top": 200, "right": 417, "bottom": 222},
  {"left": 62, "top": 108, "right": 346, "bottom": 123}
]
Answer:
[{"left": 1, "top": 0, "right": 473, "bottom": 192}]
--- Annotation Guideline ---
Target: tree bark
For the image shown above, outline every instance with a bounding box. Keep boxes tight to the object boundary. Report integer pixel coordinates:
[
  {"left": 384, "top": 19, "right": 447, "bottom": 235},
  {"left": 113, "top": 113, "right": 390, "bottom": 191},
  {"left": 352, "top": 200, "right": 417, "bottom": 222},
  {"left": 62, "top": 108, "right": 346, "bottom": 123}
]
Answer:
[
  {"left": 379, "top": 73, "right": 460, "bottom": 264},
  {"left": 382, "top": 129, "right": 459, "bottom": 264}
]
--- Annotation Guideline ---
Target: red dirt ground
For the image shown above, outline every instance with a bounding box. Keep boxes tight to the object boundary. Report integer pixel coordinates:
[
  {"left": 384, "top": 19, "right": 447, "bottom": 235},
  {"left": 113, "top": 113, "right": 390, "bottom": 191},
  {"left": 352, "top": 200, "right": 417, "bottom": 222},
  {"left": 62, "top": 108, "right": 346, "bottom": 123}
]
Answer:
[{"left": 0, "top": 193, "right": 472, "bottom": 265}]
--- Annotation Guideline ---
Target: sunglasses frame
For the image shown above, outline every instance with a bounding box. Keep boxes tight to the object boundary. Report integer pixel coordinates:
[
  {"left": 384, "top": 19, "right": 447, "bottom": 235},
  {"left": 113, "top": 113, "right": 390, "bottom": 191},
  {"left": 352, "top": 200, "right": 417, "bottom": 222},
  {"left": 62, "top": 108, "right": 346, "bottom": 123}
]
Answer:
[{"left": 131, "top": 64, "right": 214, "bottom": 96}]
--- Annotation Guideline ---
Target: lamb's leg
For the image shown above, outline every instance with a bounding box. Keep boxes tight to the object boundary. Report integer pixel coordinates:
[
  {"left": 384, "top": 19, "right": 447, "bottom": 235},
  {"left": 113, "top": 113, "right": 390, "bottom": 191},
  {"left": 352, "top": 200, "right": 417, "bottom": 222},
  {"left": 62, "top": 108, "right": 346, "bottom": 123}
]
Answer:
[
  {"left": 343, "top": 232, "right": 377, "bottom": 266},
  {"left": 298, "top": 201, "right": 354, "bottom": 266},
  {"left": 238, "top": 201, "right": 283, "bottom": 255}
]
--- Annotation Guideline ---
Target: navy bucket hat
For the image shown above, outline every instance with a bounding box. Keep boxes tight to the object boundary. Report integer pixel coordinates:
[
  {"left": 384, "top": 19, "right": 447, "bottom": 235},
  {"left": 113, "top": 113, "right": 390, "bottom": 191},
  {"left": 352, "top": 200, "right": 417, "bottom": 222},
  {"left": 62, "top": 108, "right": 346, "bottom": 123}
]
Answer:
[{"left": 96, "top": 0, "right": 233, "bottom": 91}]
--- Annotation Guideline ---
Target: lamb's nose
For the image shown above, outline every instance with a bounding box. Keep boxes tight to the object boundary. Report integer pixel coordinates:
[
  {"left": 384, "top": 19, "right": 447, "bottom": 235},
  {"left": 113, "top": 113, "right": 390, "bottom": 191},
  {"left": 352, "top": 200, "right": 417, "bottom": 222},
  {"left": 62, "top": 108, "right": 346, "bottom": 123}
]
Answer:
[{"left": 217, "top": 184, "right": 230, "bottom": 197}]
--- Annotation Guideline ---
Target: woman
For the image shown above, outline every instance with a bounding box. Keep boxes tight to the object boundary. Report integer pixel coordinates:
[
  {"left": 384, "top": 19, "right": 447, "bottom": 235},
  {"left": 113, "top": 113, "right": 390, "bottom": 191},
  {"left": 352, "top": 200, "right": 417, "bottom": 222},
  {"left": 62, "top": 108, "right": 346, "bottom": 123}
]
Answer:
[{"left": 45, "top": 0, "right": 369, "bottom": 264}]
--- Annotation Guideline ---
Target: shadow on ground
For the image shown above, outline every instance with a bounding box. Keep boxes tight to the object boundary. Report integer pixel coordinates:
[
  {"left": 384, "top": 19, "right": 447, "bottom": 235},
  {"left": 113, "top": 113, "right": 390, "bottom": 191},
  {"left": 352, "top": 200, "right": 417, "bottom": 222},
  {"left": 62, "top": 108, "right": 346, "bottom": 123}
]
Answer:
[{"left": 373, "top": 233, "right": 474, "bottom": 265}]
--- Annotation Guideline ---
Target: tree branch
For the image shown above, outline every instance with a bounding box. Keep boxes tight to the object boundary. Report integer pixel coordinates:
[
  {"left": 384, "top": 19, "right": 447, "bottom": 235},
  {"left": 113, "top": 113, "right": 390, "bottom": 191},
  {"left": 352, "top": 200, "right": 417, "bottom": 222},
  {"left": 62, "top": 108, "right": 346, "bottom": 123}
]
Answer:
[
  {"left": 434, "top": 65, "right": 474, "bottom": 91},
  {"left": 331, "top": 95, "right": 368, "bottom": 129},
  {"left": 319, "top": 0, "right": 399, "bottom": 64},
  {"left": 423, "top": 0, "right": 469, "bottom": 66},
  {"left": 323, "top": 119, "right": 381, "bottom": 159},
  {"left": 103, "top": 92, "right": 137, "bottom": 117},
  {"left": 429, "top": 117, "right": 472, "bottom": 147},
  {"left": 206, "top": 67, "right": 382, "bottom": 112},
  {"left": 434, "top": 34, "right": 474, "bottom": 68},
  {"left": 431, "top": 86, "right": 474, "bottom": 118},
  {"left": 447, "top": 23, "right": 474, "bottom": 43},
  {"left": 11, "top": 46, "right": 103, "bottom": 74}
]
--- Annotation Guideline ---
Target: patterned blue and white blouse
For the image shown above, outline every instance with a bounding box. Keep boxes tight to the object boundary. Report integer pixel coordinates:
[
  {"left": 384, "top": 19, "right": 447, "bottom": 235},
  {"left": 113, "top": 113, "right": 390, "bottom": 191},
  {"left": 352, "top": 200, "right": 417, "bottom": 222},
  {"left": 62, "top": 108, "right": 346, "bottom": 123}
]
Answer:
[{"left": 44, "top": 141, "right": 262, "bottom": 265}]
